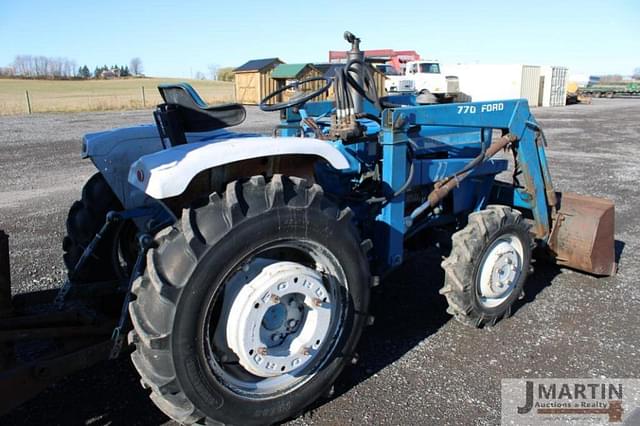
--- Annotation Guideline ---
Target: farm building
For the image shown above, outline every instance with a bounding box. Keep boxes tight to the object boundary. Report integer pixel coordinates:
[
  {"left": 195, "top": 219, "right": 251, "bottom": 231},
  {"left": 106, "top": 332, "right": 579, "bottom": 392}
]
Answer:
[
  {"left": 100, "top": 68, "right": 121, "bottom": 79},
  {"left": 270, "top": 63, "right": 324, "bottom": 103},
  {"left": 329, "top": 49, "right": 420, "bottom": 74},
  {"left": 233, "top": 58, "right": 283, "bottom": 105}
]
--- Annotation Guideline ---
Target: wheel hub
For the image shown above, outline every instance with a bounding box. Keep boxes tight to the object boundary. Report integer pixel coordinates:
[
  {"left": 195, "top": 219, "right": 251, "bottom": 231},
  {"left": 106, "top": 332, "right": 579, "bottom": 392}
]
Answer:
[
  {"left": 477, "top": 235, "right": 524, "bottom": 308},
  {"left": 488, "top": 247, "right": 519, "bottom": 296},
  {"left": 226, "top": 262, "right": 332, "bottom": 378}
]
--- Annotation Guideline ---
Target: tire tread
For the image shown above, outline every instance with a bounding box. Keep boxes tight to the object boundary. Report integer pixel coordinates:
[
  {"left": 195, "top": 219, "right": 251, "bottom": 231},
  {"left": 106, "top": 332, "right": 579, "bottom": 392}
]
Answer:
[
  {"left": 440, "top": 205, "right": 530, "bottom": 328},
  {"left": 130, "top": 174, "right": 366, "bottom": 425}
]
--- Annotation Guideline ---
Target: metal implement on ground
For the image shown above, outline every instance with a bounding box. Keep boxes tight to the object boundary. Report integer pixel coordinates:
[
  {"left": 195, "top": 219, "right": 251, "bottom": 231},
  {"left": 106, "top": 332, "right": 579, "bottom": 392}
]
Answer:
[
  {"left": 579, "top": 80, "right": 640, "bottom": 98},
  {"left": 0, "top": 31, "right": 615, "bottom": 425}
]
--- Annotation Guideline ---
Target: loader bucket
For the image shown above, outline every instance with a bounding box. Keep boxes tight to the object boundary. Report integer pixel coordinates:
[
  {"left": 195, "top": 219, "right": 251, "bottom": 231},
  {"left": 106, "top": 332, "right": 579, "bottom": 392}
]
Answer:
[{"left": 548, "top": 192, "right": 616, "bottom": 276}]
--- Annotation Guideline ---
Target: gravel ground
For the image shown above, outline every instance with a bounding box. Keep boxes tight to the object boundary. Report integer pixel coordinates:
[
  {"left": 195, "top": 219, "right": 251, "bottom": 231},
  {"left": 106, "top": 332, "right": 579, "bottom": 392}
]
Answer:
[{"left": 0, "top": 100, "right": 638, "bottom": 425}]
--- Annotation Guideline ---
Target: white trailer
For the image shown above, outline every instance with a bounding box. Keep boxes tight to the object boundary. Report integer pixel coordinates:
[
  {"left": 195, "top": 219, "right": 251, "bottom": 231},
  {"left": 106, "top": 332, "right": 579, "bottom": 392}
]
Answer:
[{"left": 442, "top": 64, "right": 542, "bottom": 106}]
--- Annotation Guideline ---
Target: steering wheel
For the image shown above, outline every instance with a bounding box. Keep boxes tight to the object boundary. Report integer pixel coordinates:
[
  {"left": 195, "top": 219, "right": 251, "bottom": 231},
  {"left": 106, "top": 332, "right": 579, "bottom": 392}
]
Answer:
[{"left": 259, "top": 77, "right": 332, "bottom": 112}]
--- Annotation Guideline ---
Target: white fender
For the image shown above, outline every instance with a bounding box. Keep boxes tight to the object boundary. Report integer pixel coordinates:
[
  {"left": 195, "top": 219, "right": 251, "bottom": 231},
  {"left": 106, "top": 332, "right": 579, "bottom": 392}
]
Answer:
[{"left": 128, "top": 136, "right": 352, "bottom": 199}]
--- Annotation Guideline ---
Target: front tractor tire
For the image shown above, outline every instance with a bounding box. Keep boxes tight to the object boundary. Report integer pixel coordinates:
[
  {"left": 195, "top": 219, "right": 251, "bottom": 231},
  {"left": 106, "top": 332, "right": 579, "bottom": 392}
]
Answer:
[
  {"left": 129, "top": 175, "right": 370, "bottom": 425},
  {"left": 440, "top": 205, "right": 532, "bottom": 327}
]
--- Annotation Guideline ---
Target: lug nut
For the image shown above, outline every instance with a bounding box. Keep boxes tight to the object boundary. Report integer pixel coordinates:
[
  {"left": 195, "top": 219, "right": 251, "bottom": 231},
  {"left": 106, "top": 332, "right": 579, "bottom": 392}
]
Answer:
[
  {"left": 288, "top": 319, "right": 298, "bottom": 328},
  {"left": 300, "top": 347, "right": 311, "bottom": 356},
  {"left": 257, "top": 347, "right": 268, "bottom": 356},
  {"left": 270, "top": 294, "right": 280, "bottom": 304},
  {"left": 312, "top": 298, "right": 323, "bottom": 307}
]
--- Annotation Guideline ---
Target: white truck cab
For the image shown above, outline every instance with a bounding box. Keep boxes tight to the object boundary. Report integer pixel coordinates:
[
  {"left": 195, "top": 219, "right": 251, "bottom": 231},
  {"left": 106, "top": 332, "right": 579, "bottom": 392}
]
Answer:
[{"left": 385, "top": 60, "right": 454, "bottom": 99}]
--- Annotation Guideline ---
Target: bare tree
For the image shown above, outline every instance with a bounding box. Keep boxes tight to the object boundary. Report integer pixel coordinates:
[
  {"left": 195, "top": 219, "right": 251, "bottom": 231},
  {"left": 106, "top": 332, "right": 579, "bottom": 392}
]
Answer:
[
  {"left": 11, "top": 54, "right": 77, "bottom": 78},
  {"left": 208, "top": 64, "right": 219, "bottom": 80},
  {"left": 195, "top": 71, "right": 206, "bottom": 80},
  {"left": 130, "top": 57, "right": 143, "bottom": 76},
  {"left": 633, "top": 67, "right": 640, "bottom": 80}
]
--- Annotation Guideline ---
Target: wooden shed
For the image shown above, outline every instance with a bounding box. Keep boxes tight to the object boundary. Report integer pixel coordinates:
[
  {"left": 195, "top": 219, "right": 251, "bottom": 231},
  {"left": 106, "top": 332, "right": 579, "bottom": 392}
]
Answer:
[
  {"left": 314, "top": 63, "right": 387, "bottom": 101},
  {"left": 233, "top": 58, "right": 283, "bottom": 105},
  {"left": 270, "top": 63, "right": 324, "bottom": 103}
]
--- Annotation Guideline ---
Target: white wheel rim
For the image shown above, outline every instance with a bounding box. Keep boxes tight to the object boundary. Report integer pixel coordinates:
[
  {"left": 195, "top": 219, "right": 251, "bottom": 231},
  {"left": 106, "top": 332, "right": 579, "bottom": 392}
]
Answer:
[
  {"left": 226, "top": 262, "right": 332, "bottom": 377},
  {"left": 204, "top": 240, "right": 347, "bottom": 397},
  {"left": 477, "top": 233, "right": 524, "bottom": 308}
]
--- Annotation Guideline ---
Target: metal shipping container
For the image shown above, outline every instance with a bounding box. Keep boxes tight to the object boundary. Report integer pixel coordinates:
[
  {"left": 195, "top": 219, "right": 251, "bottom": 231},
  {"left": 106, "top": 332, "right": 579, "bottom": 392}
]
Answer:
[
  {"left": 520, "top": 65, "right": 541, "bottom": 106},
  {"left": 541, "top": 66, "right": 568, "bottom": 107}
]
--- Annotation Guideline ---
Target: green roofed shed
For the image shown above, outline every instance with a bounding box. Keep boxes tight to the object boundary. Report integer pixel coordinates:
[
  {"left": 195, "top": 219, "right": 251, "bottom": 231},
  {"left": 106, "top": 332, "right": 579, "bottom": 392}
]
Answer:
[
  {"left": 271, "top": 63, "right": 316, "bottom": 79},
  {"left": 270, "top": 63, "right": 324, "bottom": 103}
]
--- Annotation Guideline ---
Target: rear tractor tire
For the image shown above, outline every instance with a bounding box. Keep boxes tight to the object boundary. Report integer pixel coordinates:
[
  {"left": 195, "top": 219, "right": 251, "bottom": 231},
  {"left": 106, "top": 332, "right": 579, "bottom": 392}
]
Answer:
[
  {"left": 440, "top": 205, "right": 532, "bottom": 327},
  {"left": 128, "top": 175, "right": 370, "bottom": 425},
  {"left": 63, "top": 173, "right": 137, "bottom": 282}
]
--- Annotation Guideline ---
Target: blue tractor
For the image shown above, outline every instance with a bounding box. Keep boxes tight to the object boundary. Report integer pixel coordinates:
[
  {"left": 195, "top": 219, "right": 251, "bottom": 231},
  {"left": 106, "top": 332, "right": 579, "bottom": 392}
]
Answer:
[{"left": 54, "top": 32, "right": 614, "bottom": 424}]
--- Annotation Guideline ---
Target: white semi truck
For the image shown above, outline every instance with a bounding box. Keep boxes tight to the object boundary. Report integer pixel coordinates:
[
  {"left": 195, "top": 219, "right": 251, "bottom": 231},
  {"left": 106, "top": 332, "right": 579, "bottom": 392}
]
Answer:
[{"left": 384, "top": 60, "right": 459, "bottom": 102}]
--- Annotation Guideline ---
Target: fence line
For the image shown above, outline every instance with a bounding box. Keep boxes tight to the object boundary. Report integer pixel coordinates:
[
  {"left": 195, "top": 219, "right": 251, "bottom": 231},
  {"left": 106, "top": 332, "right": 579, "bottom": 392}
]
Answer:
[
  {"left": 24, "top": 90, "right": 32, "bottom": 114},
  {"left": 0, "top": 82, "right": 235, "bottom": 115}
]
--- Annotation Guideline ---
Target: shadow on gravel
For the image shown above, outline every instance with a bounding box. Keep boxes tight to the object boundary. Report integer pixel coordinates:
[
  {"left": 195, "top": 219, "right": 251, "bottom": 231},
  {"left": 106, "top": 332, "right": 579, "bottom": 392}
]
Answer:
[
  {"left": 0, "top": 241, "right": 623, "bottom": 425},
  {"left": 319, "top": 237, "right": 598, "bottom": 408},
  {"left": 326, "top": 246, "right": 452, "bottom": 403},
  {"left": 615, "top": 240, "right": 625, "bottom": 265}
]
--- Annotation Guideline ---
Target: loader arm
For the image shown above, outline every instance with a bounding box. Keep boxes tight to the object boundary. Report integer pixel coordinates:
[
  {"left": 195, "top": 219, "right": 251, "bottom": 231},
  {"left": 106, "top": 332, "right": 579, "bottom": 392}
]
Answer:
[
  {"left": 381, "top": 99, "right": 615, "bottom": 275},
  {"left": 383, "top": 99, "right": 554, "bottom": 238}
]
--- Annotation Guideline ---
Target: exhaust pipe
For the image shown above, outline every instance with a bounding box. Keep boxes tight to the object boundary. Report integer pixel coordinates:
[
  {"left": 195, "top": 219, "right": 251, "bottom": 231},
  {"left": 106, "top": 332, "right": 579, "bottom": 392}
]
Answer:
[{"left": 344, "top": 31, "right": 364, "bottom": 114}]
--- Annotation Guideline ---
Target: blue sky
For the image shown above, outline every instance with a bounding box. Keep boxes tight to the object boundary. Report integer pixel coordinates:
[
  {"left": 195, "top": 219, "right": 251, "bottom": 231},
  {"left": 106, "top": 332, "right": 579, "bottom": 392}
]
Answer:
[{"left": 1, "top": 0, "right": 638, "bottom": 77}]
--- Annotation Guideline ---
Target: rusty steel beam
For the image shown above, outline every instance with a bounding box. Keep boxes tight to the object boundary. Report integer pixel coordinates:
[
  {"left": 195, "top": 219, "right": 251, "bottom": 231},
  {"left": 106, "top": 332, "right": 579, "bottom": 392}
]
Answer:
[
  {"left": 0, "top": 339, "right": 112, "bottom": 416},
  {"left": 0, "top": 231, "right": 11, "bottom": 316},
  {"left": 0, "top": 323, "right": 114, "bottom": 343}
]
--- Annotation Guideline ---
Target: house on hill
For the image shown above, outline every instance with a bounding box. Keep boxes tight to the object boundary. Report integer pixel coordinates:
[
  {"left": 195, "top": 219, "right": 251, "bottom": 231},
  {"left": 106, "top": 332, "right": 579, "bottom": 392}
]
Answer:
[
  {"left": 100, "top": 68, "right": 121, "bottom": 79},
  {"left": 233, "top": 58, "right": 283, "bottom": 105}
]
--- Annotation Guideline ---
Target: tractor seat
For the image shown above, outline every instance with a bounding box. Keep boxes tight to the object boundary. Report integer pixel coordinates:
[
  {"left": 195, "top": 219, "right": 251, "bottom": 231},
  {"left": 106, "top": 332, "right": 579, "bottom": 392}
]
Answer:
[{"left": 155, "top": 83, "right": 246, "bottom": 146}]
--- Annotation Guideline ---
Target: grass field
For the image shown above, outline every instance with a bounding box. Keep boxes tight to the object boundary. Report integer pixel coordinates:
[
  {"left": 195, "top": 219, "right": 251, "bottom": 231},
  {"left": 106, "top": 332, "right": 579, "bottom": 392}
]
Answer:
[{"left": 0, "top": 78, "right": 235, "bottom": 115}]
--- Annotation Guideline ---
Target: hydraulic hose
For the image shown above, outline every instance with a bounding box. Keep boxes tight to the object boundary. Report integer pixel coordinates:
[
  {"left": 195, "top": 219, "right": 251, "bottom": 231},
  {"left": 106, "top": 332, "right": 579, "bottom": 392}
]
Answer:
[
  {"left": 343, "top": 58, "right": 383, "bottom": 111},
  {"left": 366, "top": 159, "right": 415, "bottom": 205},
  {"left": 428, "top": 134, "right": 516, "bottom": 207},
  {"left": 405, "top": 133, "right": 518, "bottom": 227}
]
